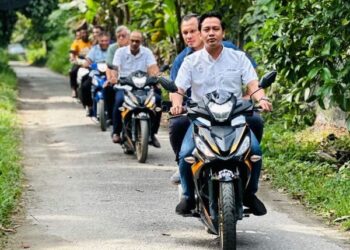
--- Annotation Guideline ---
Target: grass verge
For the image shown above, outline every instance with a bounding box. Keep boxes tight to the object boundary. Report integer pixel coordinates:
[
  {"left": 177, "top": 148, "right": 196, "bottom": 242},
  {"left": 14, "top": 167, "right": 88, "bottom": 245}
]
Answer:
[
  {"left": 262, "top": 122, "right": 350, "bottom": 230},
  {"left": 0, "top": 52, "right": 21, "bottom": 230}
]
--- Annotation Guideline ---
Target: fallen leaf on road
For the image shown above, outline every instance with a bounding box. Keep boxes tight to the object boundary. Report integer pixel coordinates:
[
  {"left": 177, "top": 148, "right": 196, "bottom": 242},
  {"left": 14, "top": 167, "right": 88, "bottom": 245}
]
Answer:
[
  {"left": 21, "top": 242, "right": 31, "bottom": 248},
  {"left": 162, "top": 233, "right": 171, "bottom": 236},
  {"left": 0, "top": 224, "right": 16, "bottom": 233}
]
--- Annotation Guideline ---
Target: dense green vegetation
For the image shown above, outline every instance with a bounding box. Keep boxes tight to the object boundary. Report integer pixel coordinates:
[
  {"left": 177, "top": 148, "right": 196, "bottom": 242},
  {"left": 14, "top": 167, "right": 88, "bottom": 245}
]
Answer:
[
  {"left": 262, "top": 123, "right": 350, "bottom": 230},
  {"left": 46, "top": 36, "right": 71, "bottom": 74},
  {"left": 0, "top": 50, "right": 21, "bottom": 227},
  {"left": 242, "top": 0, "right": 350, "bottom": 129}
]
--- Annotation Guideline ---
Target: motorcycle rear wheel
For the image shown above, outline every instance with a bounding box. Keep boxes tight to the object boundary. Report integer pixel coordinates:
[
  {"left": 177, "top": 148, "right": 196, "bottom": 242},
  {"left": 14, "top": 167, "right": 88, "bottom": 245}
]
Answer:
[
  {"left": 219, "top": 182, "right": 237, "bottom": 250},
  {"left": 135, "top": 119, "right": 149, "bottom": 163},
  {"left": 98, "top": 100, "right": 107, "bottom": 131}
]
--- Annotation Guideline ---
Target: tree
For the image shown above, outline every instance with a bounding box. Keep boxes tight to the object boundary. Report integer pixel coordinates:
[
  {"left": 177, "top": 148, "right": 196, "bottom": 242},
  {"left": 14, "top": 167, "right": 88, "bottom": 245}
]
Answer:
[{"left": 242, "top": 0, "right": 350, "bottom": 129}]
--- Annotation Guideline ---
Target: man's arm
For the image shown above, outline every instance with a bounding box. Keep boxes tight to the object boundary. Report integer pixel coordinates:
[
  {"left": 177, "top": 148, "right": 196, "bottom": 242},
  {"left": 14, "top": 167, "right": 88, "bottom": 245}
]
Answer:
[
  {"left": 147, "top": 64, "right": 159, "bottom": 76},
  {"left": 69, "top": 41, "right": 78, "bottom": 63},
  {"left": 170, "top": 88, "right": 185, "bottom": 115},
  {"left": 170, "top": 56, "right": 192, "bottom": 115},
  {"left": 246, "top": 80, "right": 272, "bottom": 112}
]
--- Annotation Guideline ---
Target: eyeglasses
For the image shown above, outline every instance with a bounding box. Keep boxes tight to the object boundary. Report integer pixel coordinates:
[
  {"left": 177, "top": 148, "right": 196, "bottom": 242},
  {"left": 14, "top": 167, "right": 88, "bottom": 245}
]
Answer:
[
  {"left": 131, "top": 39, "right": 141, "bottom": 44},
  {"left": 117, "top": 34, "right": 127, "bottom": 38}
]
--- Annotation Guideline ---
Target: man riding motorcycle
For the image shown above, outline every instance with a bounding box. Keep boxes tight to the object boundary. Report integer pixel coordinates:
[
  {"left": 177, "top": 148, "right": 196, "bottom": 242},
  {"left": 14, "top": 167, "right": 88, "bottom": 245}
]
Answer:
[
  {"left": 111, "top": 30, "right": 162, "bottom": 148},
  {"left": 104, "top": 25, "right": 131, "bottom": 122},
  {"left": 169, "top": 13, "right": 264, "bottom": 185},
  {"left": 69, "top": 27, "right": 92, "bottom": 98},
  {"left": 81, "top": 32, "right": 110, "bottom": 116},
  {"left": 171, "top": 12, "right": 272, "bottom": 216}
]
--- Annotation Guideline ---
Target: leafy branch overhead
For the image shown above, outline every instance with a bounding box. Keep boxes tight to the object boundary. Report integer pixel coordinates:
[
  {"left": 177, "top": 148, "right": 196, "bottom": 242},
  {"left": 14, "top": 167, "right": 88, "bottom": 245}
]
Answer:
[{"left": 241, "top": 0, "right": 350, "bottom": 129}]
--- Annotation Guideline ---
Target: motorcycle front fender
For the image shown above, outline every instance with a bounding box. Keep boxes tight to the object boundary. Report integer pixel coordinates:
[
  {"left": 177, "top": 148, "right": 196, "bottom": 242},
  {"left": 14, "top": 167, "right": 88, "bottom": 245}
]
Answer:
[{"left": 134, "top": 111, "right": 150, "bottom": 120}]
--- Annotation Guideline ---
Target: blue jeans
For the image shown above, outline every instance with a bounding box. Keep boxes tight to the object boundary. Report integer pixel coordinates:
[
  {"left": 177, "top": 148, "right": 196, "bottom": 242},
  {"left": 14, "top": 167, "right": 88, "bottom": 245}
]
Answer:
[
  {"left": 178, "top": 123, "right": 262, "bottom": 200},
  {"left": 112, "top": 89, "right": 162, "bottom": 135}
]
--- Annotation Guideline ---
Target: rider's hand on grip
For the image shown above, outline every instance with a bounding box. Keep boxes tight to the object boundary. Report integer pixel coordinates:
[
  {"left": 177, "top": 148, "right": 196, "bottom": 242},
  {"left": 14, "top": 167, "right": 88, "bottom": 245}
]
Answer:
[
  {"left": 170, "top": 105, "right": 186, "bottom": 116},
  {"left": 258, "top": 98, "right": 273, "bottom": 112},
  {"left": 146, "top": 76, "right": 158, "bottom": 85}
]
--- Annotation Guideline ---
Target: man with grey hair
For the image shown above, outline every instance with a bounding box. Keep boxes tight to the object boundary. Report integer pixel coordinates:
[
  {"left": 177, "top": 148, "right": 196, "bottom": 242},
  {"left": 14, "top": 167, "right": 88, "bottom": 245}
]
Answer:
[{"left": 103, "top": 25, "right": 131, "bottom": 121}]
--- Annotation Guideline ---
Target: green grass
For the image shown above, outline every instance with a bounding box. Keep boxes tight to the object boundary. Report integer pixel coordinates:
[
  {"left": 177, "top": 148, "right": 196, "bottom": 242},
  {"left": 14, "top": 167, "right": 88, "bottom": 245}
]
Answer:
[
  {"left": 0, "top": 52, "right": 21, "bottom": 227},
  {"left": 262, "top": 123, "right": 350, "bottom": 230}
]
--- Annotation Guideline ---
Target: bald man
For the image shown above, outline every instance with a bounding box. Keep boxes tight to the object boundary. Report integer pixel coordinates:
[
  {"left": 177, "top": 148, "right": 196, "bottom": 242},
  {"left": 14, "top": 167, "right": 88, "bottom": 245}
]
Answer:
[{"left": 111, "top": 31, "right": 162, "bottom": 147}]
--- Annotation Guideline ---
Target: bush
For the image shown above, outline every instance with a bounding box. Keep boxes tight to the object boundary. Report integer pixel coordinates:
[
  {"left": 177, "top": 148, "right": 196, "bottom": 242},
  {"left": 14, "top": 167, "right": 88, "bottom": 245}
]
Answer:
[
  {"left": 46, "top": 36, "right": 72, "bottom": 75},
  {"left": 26, "top": 46, "right": 46, "bottom": 66}
]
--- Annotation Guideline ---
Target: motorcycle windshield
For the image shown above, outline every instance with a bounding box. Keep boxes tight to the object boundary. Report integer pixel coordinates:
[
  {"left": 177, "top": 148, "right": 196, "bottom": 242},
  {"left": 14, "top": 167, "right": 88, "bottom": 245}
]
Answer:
[
  {"left": 207, "top": 90, "right": 231, "bottom": 104},
  {"left": 206, "top": 91, "right": 236, "bottom": 122}
]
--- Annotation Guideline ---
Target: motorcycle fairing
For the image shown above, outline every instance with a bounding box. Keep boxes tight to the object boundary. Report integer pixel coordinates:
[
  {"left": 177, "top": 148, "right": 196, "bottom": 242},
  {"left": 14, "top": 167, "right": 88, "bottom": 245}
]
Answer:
[
  {"left": 210, "top": 126, "right": 236, "bottom": 154},
  {"left": 229, "top": 125, "right": 248, "bottom": 154},
  {"left": 232, "top": 99, "right": 254, "bottom": 115}
]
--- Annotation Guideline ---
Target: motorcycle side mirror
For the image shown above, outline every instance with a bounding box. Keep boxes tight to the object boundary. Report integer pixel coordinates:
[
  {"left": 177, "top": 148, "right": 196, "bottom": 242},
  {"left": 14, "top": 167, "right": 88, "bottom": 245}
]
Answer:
[
  {"left": 159, "top": 64, "right": 170, "bottom": 72},
  {"left": 158, "top": 77, "right": 178, "bottom": 93},
  {"left": 259, "top": 71, "right": 277, "bottom": 89}
]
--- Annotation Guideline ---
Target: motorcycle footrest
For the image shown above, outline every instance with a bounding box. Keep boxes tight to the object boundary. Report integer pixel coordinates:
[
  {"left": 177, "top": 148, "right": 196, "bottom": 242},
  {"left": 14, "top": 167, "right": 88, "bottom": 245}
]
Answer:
[{"left": 243, "top": 208, "right": 252, "bottom": 216}]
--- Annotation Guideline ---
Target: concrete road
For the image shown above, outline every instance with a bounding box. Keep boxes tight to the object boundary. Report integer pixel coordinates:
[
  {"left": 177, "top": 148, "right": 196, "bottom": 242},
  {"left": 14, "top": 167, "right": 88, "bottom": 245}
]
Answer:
[{"left": 6, "top": 63, "right": 350, "bottom": 249}]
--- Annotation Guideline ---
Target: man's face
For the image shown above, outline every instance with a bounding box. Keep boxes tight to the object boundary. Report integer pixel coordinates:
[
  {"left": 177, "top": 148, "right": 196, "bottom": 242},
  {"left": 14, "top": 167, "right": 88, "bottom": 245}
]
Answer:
[
  {"left": 200, "top": 17, "right": 225, "bottom": 50},
  {"left": 129, "top": 32, "right": 142, "bottom": 54},
  {"left": 116, "top": 30, "right": 130, "bottom": 47},
  {"left": 98, "top": 35, "right": 110, "bottom": 50},
  {"left": 181, "top": 17, "right": 202, "bottom": 50},
  {"left": 80, "top": 29, "right": 88, "bottom": 40},
  {"left": 92, "top": 28, "right": 102, "bottom": 39}
]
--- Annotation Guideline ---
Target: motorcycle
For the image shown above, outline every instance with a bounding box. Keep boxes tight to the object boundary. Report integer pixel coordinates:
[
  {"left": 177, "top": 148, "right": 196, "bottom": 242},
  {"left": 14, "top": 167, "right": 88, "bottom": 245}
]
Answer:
[
  {"left": 116, "top": 71, "right": 162, "bottom": 163},
  {"left": 159, "top": 71, "right": 276, "bottom": 250},
  {"left": 90, "top": 62, "right": 108, "bottom": 131},
  {"left": 75, "top": 58, "right": 89, "bottom": 102}
]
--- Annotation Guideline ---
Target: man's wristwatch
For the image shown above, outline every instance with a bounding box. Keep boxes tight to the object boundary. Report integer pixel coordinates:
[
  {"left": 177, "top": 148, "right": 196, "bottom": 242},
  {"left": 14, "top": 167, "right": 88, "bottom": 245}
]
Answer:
[{"left": 259, "top": 96, "right": 271, "bottom": 102}]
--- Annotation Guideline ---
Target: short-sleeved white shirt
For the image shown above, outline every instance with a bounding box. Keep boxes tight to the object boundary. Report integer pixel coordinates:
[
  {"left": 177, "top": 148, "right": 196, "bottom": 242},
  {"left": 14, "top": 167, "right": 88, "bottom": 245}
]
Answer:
[
  {"left": 112, "top": 45, "right": 157, "bottom": 78},
  {"left": 175, "top": 47, "right": 258, "bottom": 103}
]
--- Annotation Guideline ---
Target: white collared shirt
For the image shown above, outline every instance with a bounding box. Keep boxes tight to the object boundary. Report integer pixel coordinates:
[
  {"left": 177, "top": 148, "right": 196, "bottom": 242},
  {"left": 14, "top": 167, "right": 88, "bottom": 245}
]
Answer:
[
  {"left": 175, "top": 47, "right": 258, "bottom": 102},
  {"left": 112, "top": 45, "right": 157, "bottom": 78}
]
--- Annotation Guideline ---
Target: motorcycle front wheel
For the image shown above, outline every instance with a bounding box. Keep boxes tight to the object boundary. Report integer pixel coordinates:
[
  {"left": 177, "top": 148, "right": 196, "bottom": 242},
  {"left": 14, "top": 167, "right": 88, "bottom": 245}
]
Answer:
[
  {"left": 219, "top": 182, "right": 237, "bottom": 250},
  {"left": 98, "top": 99, "right": 107, "bottom": 131},
  {"left": 135, "top": 119, "right": 149, "bottom": 163}
]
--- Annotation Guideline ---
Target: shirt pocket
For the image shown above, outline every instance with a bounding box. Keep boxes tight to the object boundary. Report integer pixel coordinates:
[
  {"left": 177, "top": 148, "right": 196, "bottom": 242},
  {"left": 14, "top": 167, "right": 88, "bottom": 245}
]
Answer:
[{"left": 220, "top": 69, "right": 241, "bottom": 86}]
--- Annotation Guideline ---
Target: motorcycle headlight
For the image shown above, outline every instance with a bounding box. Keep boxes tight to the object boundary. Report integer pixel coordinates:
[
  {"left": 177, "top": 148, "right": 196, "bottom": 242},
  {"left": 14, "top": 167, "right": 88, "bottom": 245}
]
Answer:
[
  {"left": 234, "top": 136, "right": 250, "bottom": 156},
  {"left": 208, "top": 101, "right": 233, "bottom": 122},
  {"left": 97, "top": 63, "right": 107, "bottom": 72},
  {"left": 124, "top": 93, "right": 138, "bottom": 108},
  {"left": 145, "top": 96, "right": 156, "bottom": 109},
  {"left": 132, "top": 76, "right": 147, "bottom": 88},
  {"left": 145, "top": 90, "right": 155, "bottom": 108},
  {"left": 195, "top": 136, "right": 215, "bottom": 158}
]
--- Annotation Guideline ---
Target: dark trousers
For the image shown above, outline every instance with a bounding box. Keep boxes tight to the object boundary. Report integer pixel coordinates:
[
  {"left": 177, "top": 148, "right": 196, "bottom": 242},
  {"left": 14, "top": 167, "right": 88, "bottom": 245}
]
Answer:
[
  {"left": 168, "top": 112, "right": 264, "bottom": 162},
  {"left": 103, "top": 85, "right": 115, "bottom": 120},
  {"left": 81, "top": 76, "right": 93, "bottom": 108},
  {"left": 112, "top": 89, "right": 162, "bottom": 135},
  {"left": 69, "top": 64, "right": 80, "bottom": 90}
]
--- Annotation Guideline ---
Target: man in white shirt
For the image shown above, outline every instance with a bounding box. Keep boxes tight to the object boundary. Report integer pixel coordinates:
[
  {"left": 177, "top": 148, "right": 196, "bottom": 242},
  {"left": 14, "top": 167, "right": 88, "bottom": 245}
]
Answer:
[
  {"left": 171, "top": 12, "right": 272, "bottom": 216},
  {"left": 111, "top": 31, "right": 161, "bottom": 147}
]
